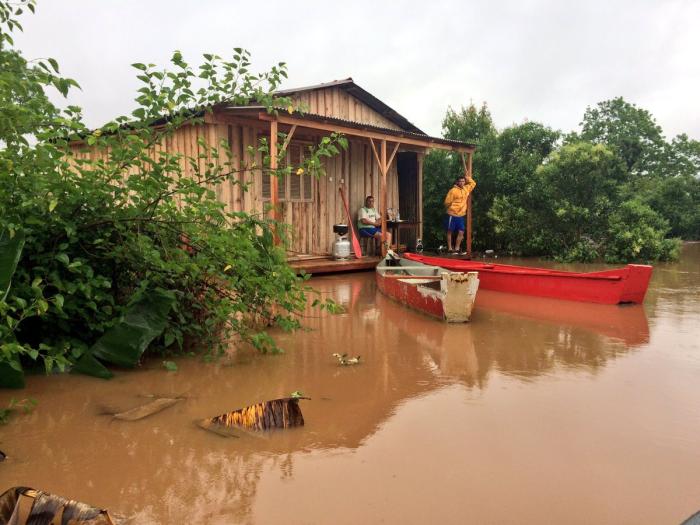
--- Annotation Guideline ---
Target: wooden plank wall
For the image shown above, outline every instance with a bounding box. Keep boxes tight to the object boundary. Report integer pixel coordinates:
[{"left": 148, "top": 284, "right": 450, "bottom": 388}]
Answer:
[
  {"left": 69, "top": 116, "right": 403, "bottom": 257},
  {"left": 291, "top": 87, "right": 402, "bottom": 130},
  {"left": 310, "top": 137, "right": 399, "bottom": 255}
]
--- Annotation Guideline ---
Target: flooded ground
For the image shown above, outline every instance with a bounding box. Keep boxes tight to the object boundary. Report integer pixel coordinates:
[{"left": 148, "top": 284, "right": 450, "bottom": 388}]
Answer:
[{"left": 1, "top": 244, "right": 699, "bottom": 524}]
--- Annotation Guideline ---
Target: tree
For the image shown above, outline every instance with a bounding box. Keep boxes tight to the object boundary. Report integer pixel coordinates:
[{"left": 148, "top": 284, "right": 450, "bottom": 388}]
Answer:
[
  {"left": 490, "top": 141, "right": 681, "bottom": 262},
  {"left": 486, "top": 122, "right": 560, "bottom": 253},
  {"left": 492, "top": 142, "right": 624, "bottom": 260},
  {"left": 662, "top": 133, "right": 700, "bottom": 178},
  {"left": 575, "top": 97, "right": 665, "bottom": 176},
  {"left": 572, "top": 98, "right": 699, "bottom": 241},
  {"left": 644, "top": 174, "right": 700, "bottom": 239},
  {"left": 0, "top": 0, "right": 344, "bottom": 387},
  {"left": 497, "top": 121, "right": 560, "bottom": 195}
]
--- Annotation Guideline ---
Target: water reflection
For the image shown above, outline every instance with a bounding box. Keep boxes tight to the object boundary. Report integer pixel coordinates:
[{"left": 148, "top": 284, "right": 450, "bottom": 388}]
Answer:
[
  {"left": 476, "top": 290, "right": 649, "bottom": 346},
  {"left": 645, "top": 243, "right": 700, "bottom": 318},
  {"left": 374, "top": 274, "right": 645, "bottom": 389},
  {"left": 0, "top": 247, "right": 697, "bottom": 524}
]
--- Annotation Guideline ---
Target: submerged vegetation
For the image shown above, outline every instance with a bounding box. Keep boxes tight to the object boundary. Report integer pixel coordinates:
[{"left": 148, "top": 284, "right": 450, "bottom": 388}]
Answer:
[
  {"left": 0, "top": 397, "right": 36, "bottom": 424},
  {"left": 0, "top": 0, "right": 345, "bottom": 386},
  {"left": 424, "top": 100, "right": 699, "bottom": 262}
]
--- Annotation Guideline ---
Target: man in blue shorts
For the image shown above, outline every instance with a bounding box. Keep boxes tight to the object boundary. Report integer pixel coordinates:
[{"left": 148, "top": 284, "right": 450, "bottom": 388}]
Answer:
[
  {"left": 358, "top": 196, "right": 391, "bottom": 248},
  {"left": 443, "top": 175, "right": 476, "bottom": 254}
]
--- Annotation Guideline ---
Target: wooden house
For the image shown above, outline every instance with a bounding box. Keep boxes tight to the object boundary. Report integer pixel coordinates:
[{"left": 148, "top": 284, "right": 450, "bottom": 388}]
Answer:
[{"left": 72, "top": 78, "right": 476, "bottom": 273}]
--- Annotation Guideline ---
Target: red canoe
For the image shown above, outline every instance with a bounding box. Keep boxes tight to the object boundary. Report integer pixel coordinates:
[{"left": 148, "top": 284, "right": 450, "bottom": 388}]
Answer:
[{"left": 403, "top": 253, "right": 653, "bottom": 305}]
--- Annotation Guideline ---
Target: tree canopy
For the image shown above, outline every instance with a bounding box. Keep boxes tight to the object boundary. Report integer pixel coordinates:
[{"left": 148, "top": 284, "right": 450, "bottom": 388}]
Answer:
[{"left": 423, "top": 96, "right": 699, "bottom": 260}]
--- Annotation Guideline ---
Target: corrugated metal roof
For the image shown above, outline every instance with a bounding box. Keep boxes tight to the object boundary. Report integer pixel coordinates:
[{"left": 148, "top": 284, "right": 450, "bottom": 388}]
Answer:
[
  {"left": 275, "top": 78, "right": 425, "bottom": 134},
  {"left": 223, "top": 106, "right": 475, "bottom": 150}
]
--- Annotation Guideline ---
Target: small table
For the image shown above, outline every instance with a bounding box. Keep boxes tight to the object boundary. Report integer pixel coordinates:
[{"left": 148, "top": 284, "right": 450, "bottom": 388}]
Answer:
[{"left": 386, "top": 220, "right": 420, "bottom": 252}]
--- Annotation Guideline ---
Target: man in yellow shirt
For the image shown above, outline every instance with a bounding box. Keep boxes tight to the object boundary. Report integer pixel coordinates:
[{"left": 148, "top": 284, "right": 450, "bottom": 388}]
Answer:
[{"left": 443, "top": 175, "right": 476, "bottom": 254}]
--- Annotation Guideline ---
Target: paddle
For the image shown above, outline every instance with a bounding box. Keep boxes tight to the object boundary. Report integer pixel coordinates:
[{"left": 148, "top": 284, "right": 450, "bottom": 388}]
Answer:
[{"left": 338, "top": 187, "right": 363, "bottom": 258}]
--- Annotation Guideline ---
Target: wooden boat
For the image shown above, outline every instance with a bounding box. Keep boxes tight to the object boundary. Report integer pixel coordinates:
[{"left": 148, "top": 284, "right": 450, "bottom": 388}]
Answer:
[
  {"left": 376, "top": 255, "right": 479, "bottom": 322},
  {"left": 403, "top": 253, "right": 652, "bottom": 305}
]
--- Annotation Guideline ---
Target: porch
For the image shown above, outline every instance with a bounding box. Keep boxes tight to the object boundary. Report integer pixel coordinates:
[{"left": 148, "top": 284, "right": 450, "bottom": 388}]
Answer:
[
  {"left": 211, "top": 79, "right": 476, "bottom": 262},
  {"left": 288, "top": 254, "right": 383, "bottom": 275}
]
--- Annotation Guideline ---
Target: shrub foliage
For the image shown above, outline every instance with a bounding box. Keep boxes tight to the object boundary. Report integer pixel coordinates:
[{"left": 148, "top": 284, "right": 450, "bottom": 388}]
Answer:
[{"left": 0, "top": 0, "right": 345, "bottom": 386}]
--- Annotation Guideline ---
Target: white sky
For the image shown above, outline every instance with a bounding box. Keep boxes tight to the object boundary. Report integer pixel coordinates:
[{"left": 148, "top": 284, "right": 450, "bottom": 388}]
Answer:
[{"left": 14, "top": 0, "right": 700, "bottom": 140}]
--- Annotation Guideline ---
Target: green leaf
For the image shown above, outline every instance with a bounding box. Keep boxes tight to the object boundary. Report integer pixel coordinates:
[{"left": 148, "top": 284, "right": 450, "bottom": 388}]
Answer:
[
  {"left": 164, "top": 331, "right": 175, "bottom": 347},
  {"left": 72, "top": 352, "right": 114, "bottom": 379},
  {"left": 14, "top": 297, "right": 27, "bottom": 309},
  {"left": 0, "top": 359, "right": 25, "bottom": 389},
  {"left": 36, "top": 299, "right": 49, "bottom": 314},
  {"left": 54, "top": 294, "right": 64, "bottom": 309},
  {"left": 163, "top": 360, "right": 178, "bottom": 372},
  {"left": 89, "top": 289, "right": 175, "bottom": 368},
  {"left": 55, "top": 253, "right": 69, "bottom": 265},
  {"left": 0, "top": 230, "right": 25, "bottom": 302},
  {"left": 48, "top": 198, "right": 58, "bottom": 212}
]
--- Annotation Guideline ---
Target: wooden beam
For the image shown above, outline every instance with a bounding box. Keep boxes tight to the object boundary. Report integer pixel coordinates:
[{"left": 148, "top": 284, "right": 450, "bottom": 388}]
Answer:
[
  {"left": 386, "top": 141, "right": 401, "bottom": 173},
  {"left": 369, "top": 138, "right": 381, "bottom": 168},
  {"left": 279, "top": 124, "right": 297, "bottom": 155},
  {"left": 467, "top": 151, "right": 473, "bottom": 257},
  {"left": 258, "top": 112, "right": 475, "bottom": 153}
]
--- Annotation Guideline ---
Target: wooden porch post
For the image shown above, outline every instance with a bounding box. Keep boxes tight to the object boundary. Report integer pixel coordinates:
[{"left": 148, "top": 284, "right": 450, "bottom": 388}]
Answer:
[
  {"left": 368, "top": 137, "right": 400, "bottom": 256},
  {"left": 380, "top": 139, "right": 387, "bottom": 255},
  {"left": 467, "top": 151, "right": 473, "bottom": 257},
  {"left": 269, "top": 119, "right": 279, "bottom": 243},
  {"left": 417, "top": 152, "right": 424, "bottom": 240}
]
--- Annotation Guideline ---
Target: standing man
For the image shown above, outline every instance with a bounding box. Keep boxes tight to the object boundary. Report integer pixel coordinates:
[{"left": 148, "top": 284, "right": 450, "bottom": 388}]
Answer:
[
  {"left": 443, "top": 175, "right": 476, "bottom": 255},
  {"left": 358, "top": 196, "right": 391, "bottom": 249}
]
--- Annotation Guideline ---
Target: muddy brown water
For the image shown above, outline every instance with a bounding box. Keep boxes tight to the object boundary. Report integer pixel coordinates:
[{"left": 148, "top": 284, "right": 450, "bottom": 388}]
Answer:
[{"left": 1, "top": 244, "right": 699, "bottom": 524}]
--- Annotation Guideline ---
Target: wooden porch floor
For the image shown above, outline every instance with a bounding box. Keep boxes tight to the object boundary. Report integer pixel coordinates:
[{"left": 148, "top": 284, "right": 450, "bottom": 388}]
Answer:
[{"left": 288, "top": 255, "right": 382, "bottom": 275}]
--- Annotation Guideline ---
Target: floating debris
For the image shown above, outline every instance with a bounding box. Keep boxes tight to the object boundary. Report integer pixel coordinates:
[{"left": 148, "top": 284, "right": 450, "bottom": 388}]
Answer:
[
  {"left": 200, "top": 397, "right": 307, "bottom": 434},
  {"left": 681, "top": 509, "right": 700, "bottom": 525},
  {"left": 195, "top": 420, "right": 240, "bottom": 439},
  {"left": 0, "top": 486, "right": 116, "bottom": 524},
  {"left": 107, "top": 397, "right": 183, "bottom": 421},
  {"left": 332, "top": 353, "right": 361, "bottom": 366}
]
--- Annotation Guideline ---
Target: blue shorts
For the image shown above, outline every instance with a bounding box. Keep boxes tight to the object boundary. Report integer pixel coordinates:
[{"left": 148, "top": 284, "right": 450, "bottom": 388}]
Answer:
[
  {"left": 444, "top": 215, "right": 465, "bottom": 232},
  {"left": 359, "top": 227, "right": 381, "bottom": 237}
]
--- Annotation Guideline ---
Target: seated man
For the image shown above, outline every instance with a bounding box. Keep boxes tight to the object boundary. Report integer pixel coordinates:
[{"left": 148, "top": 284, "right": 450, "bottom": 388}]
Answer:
[{"left": 358, "top": 196, "right": 392, "bottom": 248}]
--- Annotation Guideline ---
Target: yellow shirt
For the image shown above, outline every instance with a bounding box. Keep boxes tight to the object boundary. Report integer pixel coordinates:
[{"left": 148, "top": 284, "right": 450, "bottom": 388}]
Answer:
[{"left": 444, "top": 179, "right": 476, "bottom": 217}]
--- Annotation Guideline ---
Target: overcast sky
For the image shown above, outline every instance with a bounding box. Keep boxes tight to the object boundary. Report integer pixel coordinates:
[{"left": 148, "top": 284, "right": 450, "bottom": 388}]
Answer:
[{"left": 14, "top": 0, "right": 700, "bottom": 140}]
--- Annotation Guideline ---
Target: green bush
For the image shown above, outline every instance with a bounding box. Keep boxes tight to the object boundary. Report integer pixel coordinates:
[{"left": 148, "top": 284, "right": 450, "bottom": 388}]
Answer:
[
  {"left": 603, "top": 200, "right": 681, "bottom": 263},
  {"left": 0, "top": 1, "right": 344, "bottom": 386}
]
